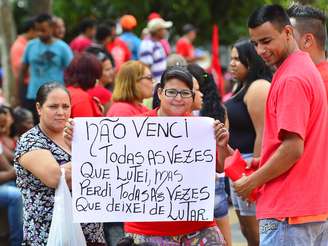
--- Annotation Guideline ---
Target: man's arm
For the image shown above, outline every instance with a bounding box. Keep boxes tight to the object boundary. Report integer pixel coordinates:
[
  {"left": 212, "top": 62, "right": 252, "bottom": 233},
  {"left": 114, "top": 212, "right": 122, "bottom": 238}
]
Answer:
[
  {"left": 233, "top": 130, "right": 304, "bottom": 200},
  {"left": 16, "top": 63, "right": 28, "bottom": 106}
]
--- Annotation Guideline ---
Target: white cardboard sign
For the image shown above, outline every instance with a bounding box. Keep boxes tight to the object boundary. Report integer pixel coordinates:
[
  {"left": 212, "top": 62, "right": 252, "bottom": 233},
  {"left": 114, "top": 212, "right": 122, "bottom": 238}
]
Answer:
[{"left": 72, "top": 117, "right": 216, "bottom": 223}]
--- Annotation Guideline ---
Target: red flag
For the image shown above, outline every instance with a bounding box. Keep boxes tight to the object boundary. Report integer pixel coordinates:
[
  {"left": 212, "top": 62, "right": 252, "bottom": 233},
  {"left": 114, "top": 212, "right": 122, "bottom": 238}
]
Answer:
[{"left": 210, "top": 24, "right": 225, "bottom": 96}]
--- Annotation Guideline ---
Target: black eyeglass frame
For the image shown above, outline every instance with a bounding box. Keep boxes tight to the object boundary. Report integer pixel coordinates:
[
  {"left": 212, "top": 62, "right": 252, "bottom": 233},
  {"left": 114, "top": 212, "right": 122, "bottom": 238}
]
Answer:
[{"left": 163, "top": 88, "right": 195, "bottom": 98}]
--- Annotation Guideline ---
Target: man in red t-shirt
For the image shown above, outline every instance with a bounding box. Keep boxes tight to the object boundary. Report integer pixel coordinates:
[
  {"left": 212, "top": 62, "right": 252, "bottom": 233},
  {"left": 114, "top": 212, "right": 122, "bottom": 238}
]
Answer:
[
  {"left": 70, "top": 18, "right": 96, "bottom": 53},
  {"left": 10, "top": 17, "right": 38, "bottom": 104},
  {"left": 105, "top": 21, "right": 131, "bottom": 70},
  {"left": 225, "top": 5, "right": 328, "bottom": 245},
  {"left": 176, "top": 24, "right": 200, "bottom": 63},
  {"left": 287, "top": 4, "right": 328, "bottom": 103}
]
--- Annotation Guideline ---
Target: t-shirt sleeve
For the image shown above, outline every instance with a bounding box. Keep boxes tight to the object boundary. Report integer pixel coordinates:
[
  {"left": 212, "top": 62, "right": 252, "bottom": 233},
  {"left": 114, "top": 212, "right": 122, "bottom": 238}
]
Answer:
[
  {"left": 139, "top": 42, "right": 154, "bottom": 66},
  {"left": 135, "top": 38, "right": 141, "bottom": 51},
  {"left": 14, "top": 131, "right": 48, "bottom": 162},
  {"left": 276, "top": 78, "right": 311, "bottom": 140},
  {"left": 22, "top": 42, "right": 31, "bottom": 65},
  {"left": 61, "top": 43, "right": 74, "bottom": 67},
  {"left": 176, "top": 40, "right": 188, "bottom": 57},
  {"left": 124, "top": 43, "right": 132, "bottom": 61}
]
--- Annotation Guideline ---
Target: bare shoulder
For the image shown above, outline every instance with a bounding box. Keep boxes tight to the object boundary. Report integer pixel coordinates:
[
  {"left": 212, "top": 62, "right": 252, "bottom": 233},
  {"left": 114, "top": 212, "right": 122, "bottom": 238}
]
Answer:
[
  {"left": 246, "top": 79, "right": 270, "bottom": 98},
  {"left": 244, "top": 80, "right": 270, "bottom": 106},
  {"left": 249, "top": 79, "right": 270, "bottom": 91}
]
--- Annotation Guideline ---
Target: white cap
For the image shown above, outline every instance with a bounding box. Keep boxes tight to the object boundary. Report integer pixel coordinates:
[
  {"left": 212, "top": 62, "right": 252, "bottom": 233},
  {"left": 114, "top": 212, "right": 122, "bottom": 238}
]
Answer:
[{"left": 147, "top": 18, "right": 172, "bottom": 33}]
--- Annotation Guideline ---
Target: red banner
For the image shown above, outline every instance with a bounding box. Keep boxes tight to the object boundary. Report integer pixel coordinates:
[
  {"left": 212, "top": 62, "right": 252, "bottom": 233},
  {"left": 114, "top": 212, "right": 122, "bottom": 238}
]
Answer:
[{"left": 210, "top": 24, "right": 225, "bottom": 96}]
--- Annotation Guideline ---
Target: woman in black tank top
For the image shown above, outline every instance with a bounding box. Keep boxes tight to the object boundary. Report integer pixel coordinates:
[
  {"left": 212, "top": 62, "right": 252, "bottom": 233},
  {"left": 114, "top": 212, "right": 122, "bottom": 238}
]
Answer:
[{"left": 225, "top": 39, "right": 272, "bottom": 246}]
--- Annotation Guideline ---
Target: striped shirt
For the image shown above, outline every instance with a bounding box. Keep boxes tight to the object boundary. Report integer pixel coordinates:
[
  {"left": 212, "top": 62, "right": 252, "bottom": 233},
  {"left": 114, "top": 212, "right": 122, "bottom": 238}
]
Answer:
[{"left": 139, "top": 38, "right": 167, "bottom": 83}]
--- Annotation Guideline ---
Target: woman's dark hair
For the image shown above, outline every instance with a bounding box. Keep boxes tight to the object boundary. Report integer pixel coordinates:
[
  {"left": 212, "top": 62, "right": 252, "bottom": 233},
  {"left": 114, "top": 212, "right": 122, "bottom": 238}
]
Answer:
[
  {"left": 159, "top": 66, "right": 193, "bottom": 90},
  {"left": 85, "top": 46, "right": 115, "bottom": 67},
  {"left": 95, "top": 24, "right": 112, "bottom": 42},
  {"left": 152, "top": 83, "right": 161, "bottom": 109},
  {"left": 64, "top": 52, "right": 102, "bottom": 90},
  {"left": 0, "top": 106, "right": 7, "bottom": 115},
  {"left": 36, "top": 82, "right": 69, "bottom": 106},
  {"left": 232, "top": 39, "right": 273, "bottom": 100},
  {"left": 0, "top": 105, "right": 16, "bottom": 137},
  {"left": 13, "top": 107, "right": 33, "bottom": 122},
  {"left": 13, "top": 107, "right": 34, "bottom": 136},
  {"left": 187, "top": 64, "right": 226, "bottom": 122},
  {"left": 79, "top": 18, "right": 96, "bottom": 33},
  {"left": 153, "top": 66, "right": 193, "bottom": 109}
]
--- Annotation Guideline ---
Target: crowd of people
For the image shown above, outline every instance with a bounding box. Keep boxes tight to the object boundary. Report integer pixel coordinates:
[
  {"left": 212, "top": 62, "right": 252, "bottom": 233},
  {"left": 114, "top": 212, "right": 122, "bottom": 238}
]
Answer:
[{"left": 0, "top": 2, "right": 327, "bottom": 246}]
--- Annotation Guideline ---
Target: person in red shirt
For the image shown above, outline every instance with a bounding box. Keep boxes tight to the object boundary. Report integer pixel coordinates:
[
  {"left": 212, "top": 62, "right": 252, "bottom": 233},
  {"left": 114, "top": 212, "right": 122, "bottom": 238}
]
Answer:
[
  {"left": 65, "top": 53, "right": 103, "bottom": 117},
  {"left": 86, "top": 49, "right": 116, "bottom": 114},
  {"left": 287, "top": 4, "right": 328, "bottom": 102},
  {"left": 218, "top": 5, "right": 328, "bottom": 246},
  {"left": 176, "top": 24, "right": 199, "bottom": 63},
  {"left": 10, "top": 17, "right": 38, "bottom": 103},
  {"left": 105, "top": 21, "right": 131, "bottom": 71},
  {"left": 69, "top": 18, "right": 96, "bottom": 53},
  {"left": 107, "top": 61, "right": 152, "bottom": 117}
]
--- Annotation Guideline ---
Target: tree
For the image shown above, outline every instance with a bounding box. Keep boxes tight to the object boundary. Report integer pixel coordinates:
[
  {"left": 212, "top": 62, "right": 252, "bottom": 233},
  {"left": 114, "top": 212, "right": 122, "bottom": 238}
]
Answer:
[
  {"left": 27, "top": 0, "right": 52, "bottom": 15},
  {"left": 297, "top": 0, "right": 316, "bottom": 4},
  {"left": 0, "top": 0, "right": 17, "bottom": 105}
]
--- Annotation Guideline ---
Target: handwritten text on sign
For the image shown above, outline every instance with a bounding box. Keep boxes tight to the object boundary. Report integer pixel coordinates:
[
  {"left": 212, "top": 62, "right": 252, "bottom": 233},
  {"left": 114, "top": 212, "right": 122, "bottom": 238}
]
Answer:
[{"left": 72, "top": 117, "right": 216, "bottom": 223}]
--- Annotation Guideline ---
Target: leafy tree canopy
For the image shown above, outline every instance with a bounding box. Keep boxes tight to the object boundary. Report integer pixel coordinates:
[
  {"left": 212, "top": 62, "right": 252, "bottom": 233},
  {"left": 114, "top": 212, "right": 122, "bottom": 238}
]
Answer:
[{"left": 12, "top": 0, "right": 327, "bottom": 46}]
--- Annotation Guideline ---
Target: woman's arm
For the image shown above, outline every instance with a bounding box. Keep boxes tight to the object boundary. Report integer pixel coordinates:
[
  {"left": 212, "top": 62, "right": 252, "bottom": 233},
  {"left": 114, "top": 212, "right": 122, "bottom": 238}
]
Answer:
[
  {"left": 244, "top": 79, "right": 270, "bottom": 157},
  {"left": 19, "top": 150, "right": 62, "bottom": 188}
]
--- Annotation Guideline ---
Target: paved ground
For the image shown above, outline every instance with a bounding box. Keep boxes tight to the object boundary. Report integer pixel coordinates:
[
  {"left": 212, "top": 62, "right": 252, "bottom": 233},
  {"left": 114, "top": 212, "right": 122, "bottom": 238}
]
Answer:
[{"left": 229, "top": 207, "right": 247, "bottom": 246}]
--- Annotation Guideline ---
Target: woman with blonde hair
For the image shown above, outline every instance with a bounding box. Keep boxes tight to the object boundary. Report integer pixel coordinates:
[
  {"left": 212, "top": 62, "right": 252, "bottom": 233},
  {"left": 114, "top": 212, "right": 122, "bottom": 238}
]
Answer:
[{"left": 106, "top": 60, "right": 153, "bottom": 117}]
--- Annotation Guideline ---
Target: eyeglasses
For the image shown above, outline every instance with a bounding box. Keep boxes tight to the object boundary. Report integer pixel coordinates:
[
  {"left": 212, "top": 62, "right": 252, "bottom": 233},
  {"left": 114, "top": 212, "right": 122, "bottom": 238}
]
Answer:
[
  {"left": 164, "top": 88, "right": 194, "bottom": 98},
  {"left": 138, "top": 75, "right": 154, "bottom": 81}
]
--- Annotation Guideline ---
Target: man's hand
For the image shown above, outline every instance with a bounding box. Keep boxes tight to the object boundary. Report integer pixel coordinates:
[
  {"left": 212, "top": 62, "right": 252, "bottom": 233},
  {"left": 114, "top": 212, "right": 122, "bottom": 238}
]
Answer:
[
  {"left": 233, "top": 173, "right": 257, "bottom": 201},
  {"left": 246, "top": 157, "right": 260, "bottom": 170}
]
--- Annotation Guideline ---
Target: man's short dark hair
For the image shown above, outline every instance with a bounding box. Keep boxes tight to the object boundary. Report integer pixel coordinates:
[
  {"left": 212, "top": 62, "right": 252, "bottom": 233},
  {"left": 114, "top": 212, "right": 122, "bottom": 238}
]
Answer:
[
  {"left": 106, "top": 20, "right": 116, "bottom": 29},
  {"left": 248, "top": 4, "right": 291, "bottom": 31},
  {"left": 287, "top": 4, "right": 327, "bottom": 49},
  {"left": 79, "top": 18, "right": 96, "bottom": 33},
  {"left": 20, "top": 17, "right": 36, "bottom": 33},
  {"left": 95, "top": 24, "right": 112, "bottom": 42},
  {"left": 35, "top": 13, "right": 53, "bottom": 24}
]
